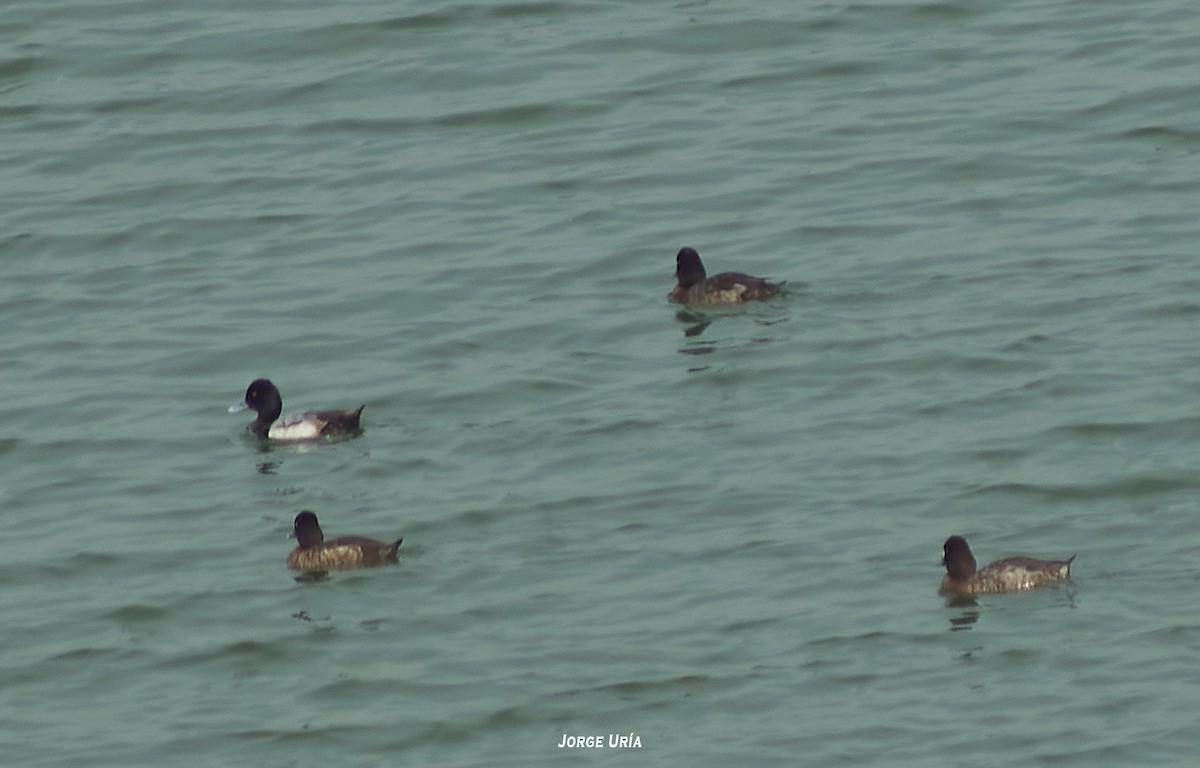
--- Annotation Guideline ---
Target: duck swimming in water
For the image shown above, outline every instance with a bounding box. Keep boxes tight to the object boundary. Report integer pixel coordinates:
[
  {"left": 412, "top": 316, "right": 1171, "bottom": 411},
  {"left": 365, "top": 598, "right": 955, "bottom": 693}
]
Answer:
[
  {"left": 668, "top": 247, "right": 782, "bottom": 305},
  {"left": 229, "top": 379, "right": 364, "bottom": 441},
  {"left": 287, "top": 511, "right": 402, "bottom": 573},
  {"left": 940, "top": 535, "right": 1074, "bottom": 595}
]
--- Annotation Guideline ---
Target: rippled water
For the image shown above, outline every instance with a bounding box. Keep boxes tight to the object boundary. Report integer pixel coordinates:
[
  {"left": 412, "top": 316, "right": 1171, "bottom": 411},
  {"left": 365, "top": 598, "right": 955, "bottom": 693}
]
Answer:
[{"left": 5, "top": 0, "right": 1200, "bottom": 765}]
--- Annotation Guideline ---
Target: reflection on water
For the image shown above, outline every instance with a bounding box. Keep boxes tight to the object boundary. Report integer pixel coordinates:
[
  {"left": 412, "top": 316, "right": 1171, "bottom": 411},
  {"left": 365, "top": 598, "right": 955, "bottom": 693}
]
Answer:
[
  {"left": 679, "top": 334, "right": 784, "bottom": 359},
  {"left": 674, "top": 304, "right": 791, "bottom": 371},
  {"left": 679, "top": 341, "right": 718, "bottom": 356},
  {"left": 239, "top": 431, "right": 356, "bottom": 461},
  {"left": 944, "top": 585, "right": 1079, "bottom": 631},
  {"left": 675, "top": 309, "right": 712, "bottom": 337},
  {"left": 672, "top": 304, "right": 790, "bottom": 339},
  {"left": 945, "top": 595, "right": 981, "bottom": 631},
  {"left": 683, "top": 319, "right": 712, "bottom": 337}
]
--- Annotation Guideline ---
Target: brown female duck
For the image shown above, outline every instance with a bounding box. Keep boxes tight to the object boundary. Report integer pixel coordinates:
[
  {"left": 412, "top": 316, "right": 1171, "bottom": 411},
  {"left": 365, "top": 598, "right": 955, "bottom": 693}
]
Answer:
[
  {"left": 940, "top": 535, "right": 1074, "bottom": 595},
  {"left": 668, "top": 247, "right": 782, "bottom": 305},
  {"left": 287, "top": 511, "right": 401, "bottom": 572}
]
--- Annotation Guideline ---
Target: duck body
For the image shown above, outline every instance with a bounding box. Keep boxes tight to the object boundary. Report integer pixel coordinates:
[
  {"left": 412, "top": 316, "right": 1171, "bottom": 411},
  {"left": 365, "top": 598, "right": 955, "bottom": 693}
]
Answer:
[
  {"left": 287, "top": 511, "right": 401, "bottom": 572},
  {"left": 940, "top": 535, "right": 1074, "bottom": 596},
  {"left": 267, "top": 407, "right": 365, "bottom": 441},
  {"left": 668, "top": 247, "right": 782, "bottom": 305},
  {"left": 230, "top": 379, "right": 364, "bottom": 441},
  {"left": 287, "top": 535, "right": 402, "bottom": 571}
]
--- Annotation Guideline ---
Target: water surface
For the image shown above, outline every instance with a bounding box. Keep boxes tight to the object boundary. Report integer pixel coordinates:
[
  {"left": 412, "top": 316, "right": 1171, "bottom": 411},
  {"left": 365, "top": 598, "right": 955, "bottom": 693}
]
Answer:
[{"left": 4, "top": 0, "right": 1200, "bottom": 765}]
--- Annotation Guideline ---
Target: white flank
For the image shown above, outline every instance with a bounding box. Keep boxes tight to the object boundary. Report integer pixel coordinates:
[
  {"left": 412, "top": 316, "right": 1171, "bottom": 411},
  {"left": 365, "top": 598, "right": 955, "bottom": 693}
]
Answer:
[{"left": 268, "top": 413, "right": 323, "bottom": 441}]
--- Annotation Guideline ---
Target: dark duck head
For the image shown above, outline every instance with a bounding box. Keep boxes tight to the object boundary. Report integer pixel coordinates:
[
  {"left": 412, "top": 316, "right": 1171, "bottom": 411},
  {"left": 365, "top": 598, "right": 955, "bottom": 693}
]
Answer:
[
  {"left": 674, "top": 247, "right": 707, "bottom": 289},
  {"left": 941, "top": 535, "right": 977, "bottom": 581}
]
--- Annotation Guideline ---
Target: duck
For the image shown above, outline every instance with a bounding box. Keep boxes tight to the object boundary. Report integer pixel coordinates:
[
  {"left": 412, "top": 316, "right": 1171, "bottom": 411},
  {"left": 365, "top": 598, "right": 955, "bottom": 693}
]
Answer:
[
  {"left": 940, "top": 535, "right": 1074, "bottom": 595},
  {"left": 229, "top": 379, "right": 364, "bottom": 441},
  {"left": 287, "top": 511, "right": 402, "bottom": 572},
  {"left": 668, "top": 247, "right": 782, "bottom": 305}
]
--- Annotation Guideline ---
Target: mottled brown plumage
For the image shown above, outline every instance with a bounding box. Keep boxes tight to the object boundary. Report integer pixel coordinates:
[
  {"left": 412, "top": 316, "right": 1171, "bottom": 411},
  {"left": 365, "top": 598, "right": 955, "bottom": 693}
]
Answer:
[
  {"left": 287, "top": 511, "right": 401, "bottom": 572},
  {"left": 940, "top": 535, "right": 1074, "bottom": 595},
  {"left": 668, "top": 247, "right": 782, "bottom": 305}
]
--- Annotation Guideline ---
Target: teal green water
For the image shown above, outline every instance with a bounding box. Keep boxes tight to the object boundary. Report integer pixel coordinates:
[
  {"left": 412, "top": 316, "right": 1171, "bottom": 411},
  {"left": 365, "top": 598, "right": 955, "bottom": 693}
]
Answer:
[{"left": 5, "top": 0, "right": 1200, "bottom": 765}]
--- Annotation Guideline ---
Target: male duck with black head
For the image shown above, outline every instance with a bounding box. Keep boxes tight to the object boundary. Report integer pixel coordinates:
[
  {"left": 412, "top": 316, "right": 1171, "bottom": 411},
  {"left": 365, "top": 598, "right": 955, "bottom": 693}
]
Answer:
[
  {"left": 287, "top": 511, "right": 402, "bottom": 574},
  {"left": 229, "top": 378, "right": 364, "bottom": 441},
  {"left": 669, "top": 247, "right": 783, "bottom": 305},
  {"left": 940, "top": 535, "right": 1075, "bottom": 596}
]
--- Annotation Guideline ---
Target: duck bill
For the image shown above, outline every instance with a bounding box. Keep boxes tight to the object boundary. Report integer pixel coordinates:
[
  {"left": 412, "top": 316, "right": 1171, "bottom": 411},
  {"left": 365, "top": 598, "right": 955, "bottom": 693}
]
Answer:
[{"left": 228, "top": 400, "right": 250, "bottom": 414}]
